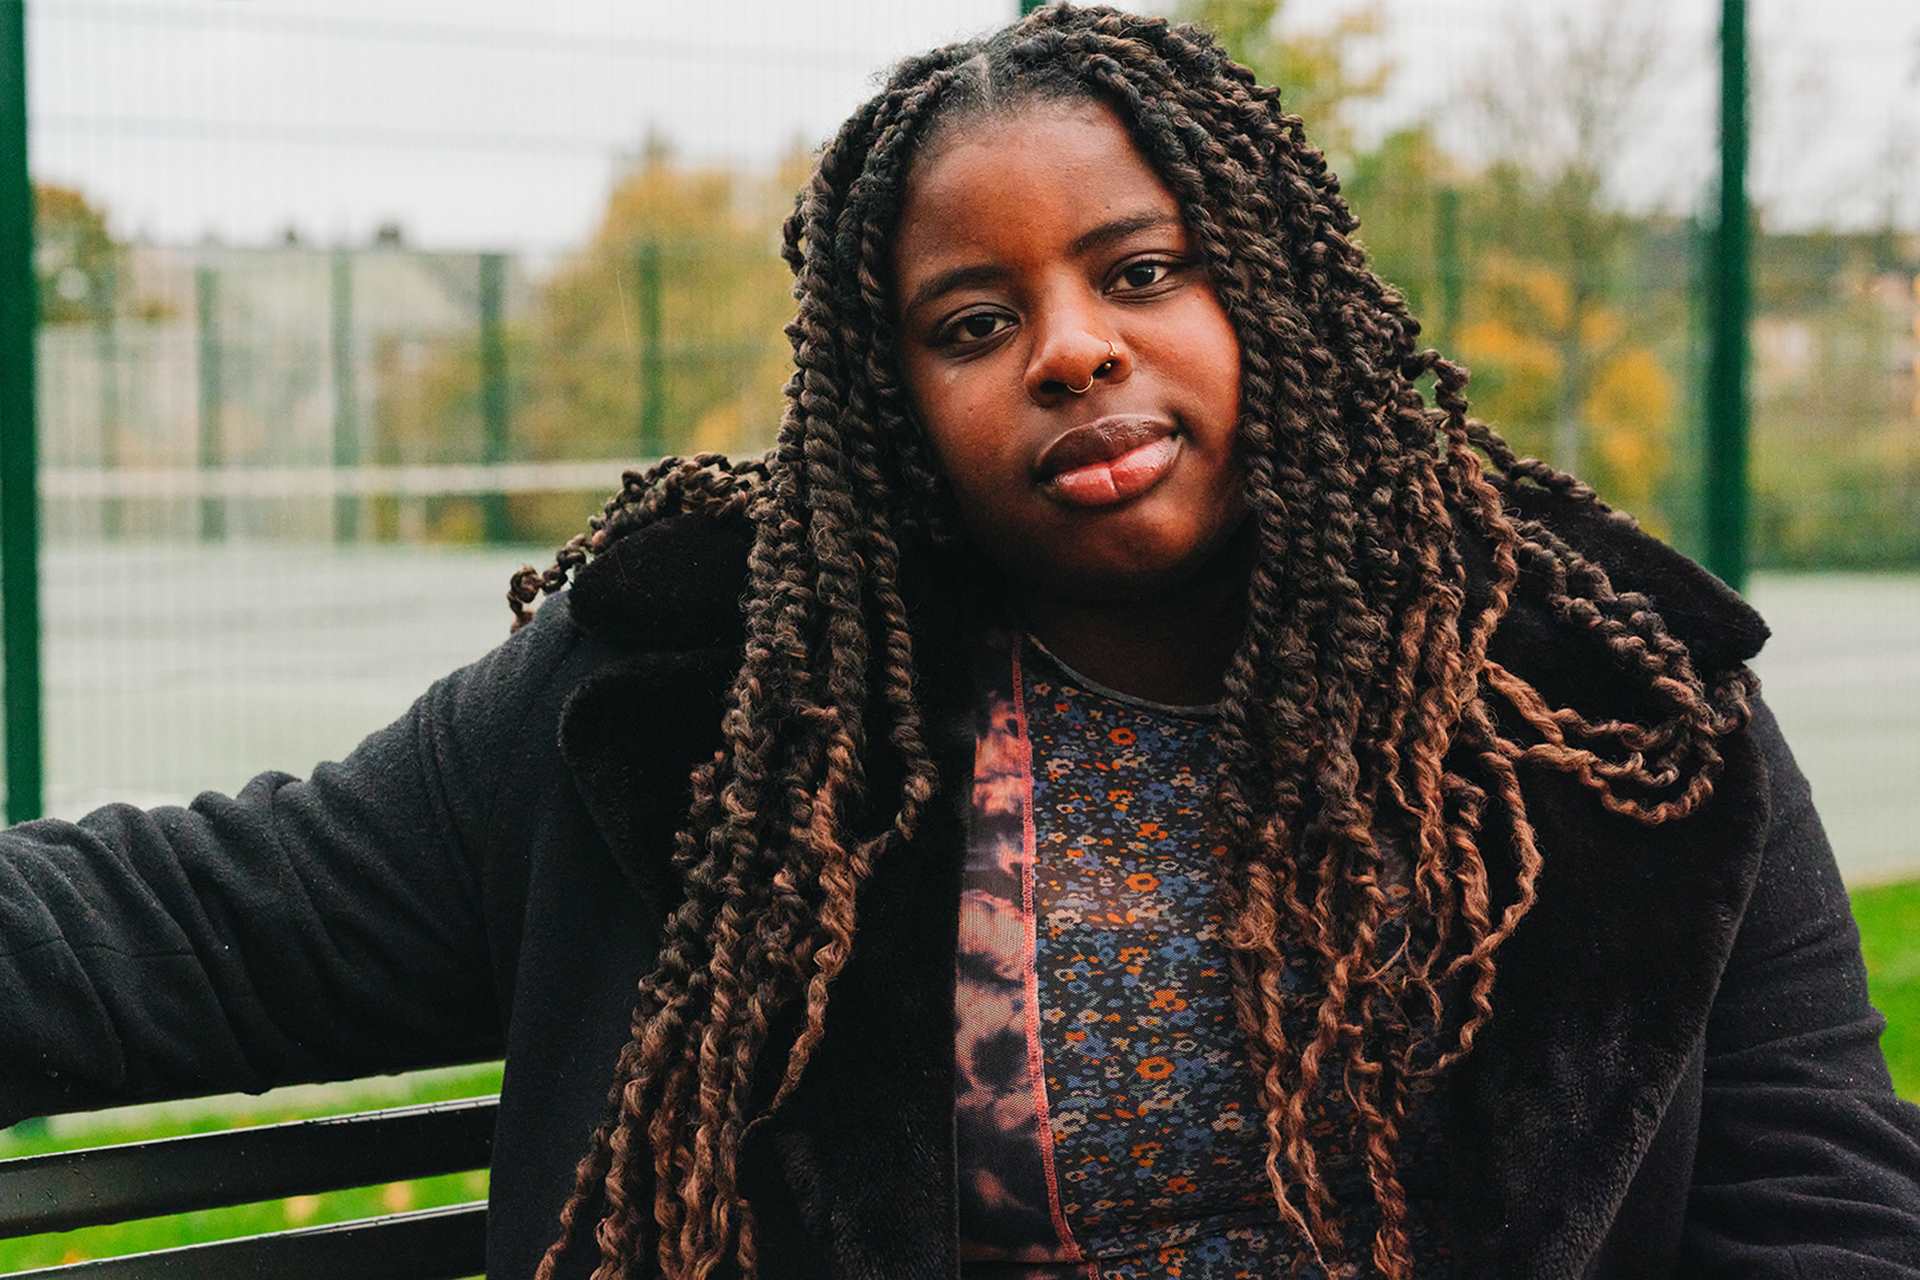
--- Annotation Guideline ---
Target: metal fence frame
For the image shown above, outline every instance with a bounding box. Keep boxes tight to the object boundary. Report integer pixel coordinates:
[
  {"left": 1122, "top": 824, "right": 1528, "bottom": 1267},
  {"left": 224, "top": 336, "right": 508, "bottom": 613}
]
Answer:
[{"left": 3, "top": 0, "right": 42, "bottom": 825}]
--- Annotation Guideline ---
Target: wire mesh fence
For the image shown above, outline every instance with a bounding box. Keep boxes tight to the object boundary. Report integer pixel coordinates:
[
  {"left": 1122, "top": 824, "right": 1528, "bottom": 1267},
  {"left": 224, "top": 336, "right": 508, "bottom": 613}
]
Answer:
[
  {"left": 24, "top": 4, "right": 1920, "bottom": 543},
  {"left": 10, "top": 0, "right": 1920, "bottom": 831},
  {"left": 33, "top": 233, "right": 1920, "bottom": 559},
  {"left": 4, "top": 0, "right": 1916, "bottom": 830},
  {"left": 0, "top": 0, "right": 1904, "bottom": 844},
  {"left": 35, "top": 240, "right": 787, "bottom": 548}
]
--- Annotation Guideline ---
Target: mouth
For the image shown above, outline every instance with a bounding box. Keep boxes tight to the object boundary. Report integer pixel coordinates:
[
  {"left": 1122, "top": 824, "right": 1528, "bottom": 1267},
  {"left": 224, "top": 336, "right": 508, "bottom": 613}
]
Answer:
[{"left": 1033, "top": 414, "right": 1182, "bottom": 508}]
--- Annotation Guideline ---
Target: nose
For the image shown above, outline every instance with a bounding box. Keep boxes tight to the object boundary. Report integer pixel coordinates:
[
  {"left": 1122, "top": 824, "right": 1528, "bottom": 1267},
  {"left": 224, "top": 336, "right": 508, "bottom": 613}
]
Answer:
[{"left": 1024, "top": 314, "right": 1130, "bottom": 405}]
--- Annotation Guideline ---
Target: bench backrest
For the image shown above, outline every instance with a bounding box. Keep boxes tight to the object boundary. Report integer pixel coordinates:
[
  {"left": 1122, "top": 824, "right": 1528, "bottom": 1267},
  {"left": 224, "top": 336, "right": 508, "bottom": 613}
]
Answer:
[{"left": 0, "top": 1094, "right": 496, "bottom": 1279}]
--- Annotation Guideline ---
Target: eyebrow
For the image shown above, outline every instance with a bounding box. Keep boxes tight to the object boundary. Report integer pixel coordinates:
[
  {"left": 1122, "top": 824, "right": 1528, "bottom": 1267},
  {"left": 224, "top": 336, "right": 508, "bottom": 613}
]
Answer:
[
  {"left": 899, "top": 209, "right": 1183, "bottom": 321},
  {"left": 901, "top": 263, "right": 1008, "bottom": 322},
  {"left": 1068, "top": 209, "right": 1182, "bottom": 256}
]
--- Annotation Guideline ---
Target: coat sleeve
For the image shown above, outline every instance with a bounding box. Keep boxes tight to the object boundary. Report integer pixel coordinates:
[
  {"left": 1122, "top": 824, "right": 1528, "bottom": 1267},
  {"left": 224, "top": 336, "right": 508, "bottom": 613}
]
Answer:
[
  {"left": 1683, "top": 695, "right": 1920, "bottom": 1275},
  {"left": 0, "top": 595, "right": 585, "bottom": 1128}
]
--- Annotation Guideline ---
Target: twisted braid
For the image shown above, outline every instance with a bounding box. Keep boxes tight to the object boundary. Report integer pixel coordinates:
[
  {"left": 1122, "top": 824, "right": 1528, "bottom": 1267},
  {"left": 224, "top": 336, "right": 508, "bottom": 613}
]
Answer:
[{"left": 505, "top": 7, "right": 1756, "bottom": 1276}]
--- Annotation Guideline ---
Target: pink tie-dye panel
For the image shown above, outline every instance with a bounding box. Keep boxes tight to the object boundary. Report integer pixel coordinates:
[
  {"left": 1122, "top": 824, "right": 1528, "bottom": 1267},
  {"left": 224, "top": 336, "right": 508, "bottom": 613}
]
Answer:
[{"left": 956, "top": 628, "right": 1094, "bottom": 1277}]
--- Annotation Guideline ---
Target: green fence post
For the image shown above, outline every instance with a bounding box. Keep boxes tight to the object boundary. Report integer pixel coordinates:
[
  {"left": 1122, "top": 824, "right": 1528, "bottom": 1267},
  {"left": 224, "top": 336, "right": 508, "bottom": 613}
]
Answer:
[
  {"left": 1704, "top": 0, "right": 1750, "bottom": 592},
  {"left": 1436, "top": 184, "right": 1462, "bottom": 351},
  {"left": 637, "top": 239, "right": 664, "bottom": 458},
  {"left": 94, "top": 261, "right": 121, "bottom": 540},
  {"left": 330, "top": 248, "right": 359, "bottom": 543},
  {"left": 478, "top": 252, "right": 511, "bottom": 544},
  {"left": 0, "top": 0, "right": 42, "bottom": 825},
  {"left": 1675, "top": 208, "right": 1710, "bottom": 558},
  {"left": 195, "top": 263, "right": 224, "bottom": 542}
]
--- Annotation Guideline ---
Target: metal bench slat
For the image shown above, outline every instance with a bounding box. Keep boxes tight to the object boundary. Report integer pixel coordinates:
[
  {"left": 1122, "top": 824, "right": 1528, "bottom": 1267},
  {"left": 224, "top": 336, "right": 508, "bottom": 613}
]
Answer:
[
  {"left": 1, "top": 1201, "right": 486, "bottom": 1279},
  {"left": 0, "top": 1097, "right": 496, "bottom": 1238}
]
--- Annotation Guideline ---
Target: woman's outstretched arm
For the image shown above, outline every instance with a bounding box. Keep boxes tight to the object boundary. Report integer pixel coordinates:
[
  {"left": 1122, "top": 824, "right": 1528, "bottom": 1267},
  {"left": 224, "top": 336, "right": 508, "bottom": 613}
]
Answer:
[
  {"left": 0, "top": 596, "right": 584, "bottom": 1127},
  {"left": 1684, "top": 696, "right": 1920, "bottom": 1275}
]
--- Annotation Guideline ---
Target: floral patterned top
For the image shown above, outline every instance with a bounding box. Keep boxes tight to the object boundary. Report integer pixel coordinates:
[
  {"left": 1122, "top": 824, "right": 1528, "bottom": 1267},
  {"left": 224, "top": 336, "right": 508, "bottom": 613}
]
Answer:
[{"left": 954, "top": 628, "right": 1453, "bottom": 1279}]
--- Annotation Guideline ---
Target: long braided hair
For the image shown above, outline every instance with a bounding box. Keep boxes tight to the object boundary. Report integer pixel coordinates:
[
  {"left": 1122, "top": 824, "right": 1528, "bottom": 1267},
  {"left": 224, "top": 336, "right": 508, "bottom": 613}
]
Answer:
[{"left": 507, "top": 8, "right": 1757, "bottom": 1277}]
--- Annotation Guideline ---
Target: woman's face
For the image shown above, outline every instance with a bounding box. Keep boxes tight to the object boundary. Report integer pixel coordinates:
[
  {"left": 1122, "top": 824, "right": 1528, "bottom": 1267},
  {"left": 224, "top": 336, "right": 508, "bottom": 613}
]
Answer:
[{"left": 890, "top": 98, "right": 1247, "bottom": 603}]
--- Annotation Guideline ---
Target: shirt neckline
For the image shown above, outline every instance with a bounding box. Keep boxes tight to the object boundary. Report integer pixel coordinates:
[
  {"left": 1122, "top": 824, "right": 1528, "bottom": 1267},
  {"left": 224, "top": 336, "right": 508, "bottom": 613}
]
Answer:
[{"left": 1020, "top": 631, "right": 1225, "bottom": 721}]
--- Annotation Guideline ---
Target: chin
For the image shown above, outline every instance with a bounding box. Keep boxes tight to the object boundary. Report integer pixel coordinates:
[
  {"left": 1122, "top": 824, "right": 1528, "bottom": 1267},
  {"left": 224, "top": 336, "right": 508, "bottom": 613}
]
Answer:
[
  {"left": 1040, "top": 531, "right": 1222, "bottom": 601},
  {"left": 1078, "top": 498, "right": 1252, "bottom": 599}
]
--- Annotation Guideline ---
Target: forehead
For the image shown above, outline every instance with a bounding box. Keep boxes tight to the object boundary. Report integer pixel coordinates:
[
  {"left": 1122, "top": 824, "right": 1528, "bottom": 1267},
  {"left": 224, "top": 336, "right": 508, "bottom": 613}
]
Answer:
[{"left": 891, "top": 99, "right": 1183, "bottom": 280}]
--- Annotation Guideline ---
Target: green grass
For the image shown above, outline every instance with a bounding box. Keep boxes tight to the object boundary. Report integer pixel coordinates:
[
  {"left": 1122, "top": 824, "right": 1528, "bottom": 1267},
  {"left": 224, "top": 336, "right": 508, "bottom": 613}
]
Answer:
[
  {"left": 1853, "top": 877, "right": 1920, "bottom": 1101},
  {"left": 0, "top": 1062, "right": 502, "bottom": 1272},
  {"left": 1, "top": 885, "right": 1915, "bottom": 1271}
]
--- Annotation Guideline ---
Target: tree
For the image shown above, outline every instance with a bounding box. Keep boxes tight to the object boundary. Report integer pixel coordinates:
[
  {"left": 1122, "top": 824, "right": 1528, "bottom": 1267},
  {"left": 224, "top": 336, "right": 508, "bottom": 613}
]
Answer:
[
  {"left": 32, "top": 183, "right": 119, "bottom": 326},
  {"left": 1453, "top": 249, "right": 1676, "bottom": 521},
  {"left": 377, "top": 137, "right": 804, "bottom": 545},
  {"left": 1175, "top": 0, "right": 1391, "bottom": 163},
  {"left": 1339, "top": 123, "right": 1454, "bottom": 338},
  {"left": 1462, "top": 2, "right": 1674, "bottom": 484}
]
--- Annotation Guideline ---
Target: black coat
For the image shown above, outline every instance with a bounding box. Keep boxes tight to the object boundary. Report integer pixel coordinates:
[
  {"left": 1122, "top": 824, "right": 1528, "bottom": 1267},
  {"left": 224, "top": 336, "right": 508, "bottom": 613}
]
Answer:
[{"left": 4, "top": 487, "right": 1919, "bottom": 1278}]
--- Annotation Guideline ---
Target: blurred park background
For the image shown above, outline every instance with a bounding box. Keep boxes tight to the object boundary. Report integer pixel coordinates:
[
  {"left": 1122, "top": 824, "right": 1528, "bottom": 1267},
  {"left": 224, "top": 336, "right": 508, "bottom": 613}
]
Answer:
[{"left": 1, "top": 0, "right": 1917, "bottom": 1269}]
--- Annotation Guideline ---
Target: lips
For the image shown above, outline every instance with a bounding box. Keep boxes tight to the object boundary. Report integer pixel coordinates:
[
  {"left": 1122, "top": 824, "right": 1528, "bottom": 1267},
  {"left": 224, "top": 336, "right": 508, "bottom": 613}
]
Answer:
[
  {"left": 1033, "top": 414, "right": 1182, "bottom": 508},
  {"left": 1034, "top": 415, "right": 1176, "bottom": 480}
]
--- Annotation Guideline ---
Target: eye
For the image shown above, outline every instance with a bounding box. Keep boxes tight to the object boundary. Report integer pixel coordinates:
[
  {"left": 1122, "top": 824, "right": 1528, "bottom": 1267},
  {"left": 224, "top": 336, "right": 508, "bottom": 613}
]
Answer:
[
  {"left": 1112, "top": 258, "right": 1180, "bottom": 293},
  {"left": 1113, "top": 259, "right": 1182, "bottom": 299},
  {"left": 936, "top": 309, "right": 1014, "bottom": 348}
]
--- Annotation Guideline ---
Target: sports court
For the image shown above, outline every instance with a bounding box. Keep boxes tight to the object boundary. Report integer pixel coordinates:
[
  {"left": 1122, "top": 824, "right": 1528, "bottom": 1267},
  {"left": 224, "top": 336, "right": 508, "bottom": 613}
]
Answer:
[{"left": 33, "top": 541, "right": 1918, "bottom": 885}]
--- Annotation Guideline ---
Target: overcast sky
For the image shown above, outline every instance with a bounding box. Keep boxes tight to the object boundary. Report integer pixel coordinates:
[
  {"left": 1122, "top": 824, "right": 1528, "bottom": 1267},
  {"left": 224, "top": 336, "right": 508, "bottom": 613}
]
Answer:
[{"left": 27, "top": 0, "right": 1920, "bottom": 251}]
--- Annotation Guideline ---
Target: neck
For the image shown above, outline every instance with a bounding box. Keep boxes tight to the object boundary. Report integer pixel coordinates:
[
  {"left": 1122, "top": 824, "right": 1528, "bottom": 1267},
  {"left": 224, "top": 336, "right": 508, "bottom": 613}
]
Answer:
[{"left": 1012, "top": 522, "right": 1254, "bottom": 708}]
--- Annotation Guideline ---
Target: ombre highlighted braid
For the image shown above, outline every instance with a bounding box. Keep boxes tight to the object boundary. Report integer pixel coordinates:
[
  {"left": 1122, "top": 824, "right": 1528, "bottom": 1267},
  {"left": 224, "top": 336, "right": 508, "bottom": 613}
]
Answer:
[{"left": 505, "top": 7, "right": 1757, "bottom": 1277}]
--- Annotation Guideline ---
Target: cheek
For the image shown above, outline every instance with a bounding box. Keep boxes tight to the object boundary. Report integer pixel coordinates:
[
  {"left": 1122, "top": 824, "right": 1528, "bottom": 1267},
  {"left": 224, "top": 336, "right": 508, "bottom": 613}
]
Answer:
[
  {"left": 1195, "top": 308, "right": 1243, "bottom": 428},
  {"left": 906, "top": 363, "right": 1021, "bottom": 488},
  {"left": 1137, "top": 293, "right": 1242, "bottom": 439}
]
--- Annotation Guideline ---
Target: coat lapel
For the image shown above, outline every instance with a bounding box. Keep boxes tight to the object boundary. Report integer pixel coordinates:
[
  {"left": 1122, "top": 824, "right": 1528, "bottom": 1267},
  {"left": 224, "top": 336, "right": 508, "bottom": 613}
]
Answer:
[
  {"left": 727, "top": 547, "right": 982, "bottom": 1280},
  {"left": 1439, "top": 654, "right": 1769, "bottom": 1275},
  {"left": 730, "top": 641, "right": 973, "bottom": 1280},
  {"left": 556, "top": 646, "right": 736, "bottom": 910},
  {"left": 1438, "top": 493, "right": 1772, "bottom": 1275},
  {"left": 556, "top": 509, "right": 756, "bottom": 909},
  {"left": 561, "top": 519, "right": 979, "bottom": 1279}
]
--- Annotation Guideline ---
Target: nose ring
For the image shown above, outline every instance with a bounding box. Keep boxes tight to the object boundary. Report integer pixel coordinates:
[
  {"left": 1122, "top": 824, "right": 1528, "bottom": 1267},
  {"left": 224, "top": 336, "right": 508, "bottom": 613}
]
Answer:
[{"left": 1066, "top": 340, "right": 1121, "bottom": 395}]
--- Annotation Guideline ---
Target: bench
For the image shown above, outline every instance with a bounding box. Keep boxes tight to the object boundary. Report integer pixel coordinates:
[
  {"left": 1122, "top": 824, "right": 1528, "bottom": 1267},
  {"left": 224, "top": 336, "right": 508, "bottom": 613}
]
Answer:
[{"left": 0, "top": 1085, "right": 497, "bottom": 1279}]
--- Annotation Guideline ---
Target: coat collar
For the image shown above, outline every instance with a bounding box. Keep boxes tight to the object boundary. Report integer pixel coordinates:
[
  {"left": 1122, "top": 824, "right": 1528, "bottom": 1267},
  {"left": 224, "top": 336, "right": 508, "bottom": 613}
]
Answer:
[{"left": 555, "top": 494, "right": 1773, "bottom": 1278}]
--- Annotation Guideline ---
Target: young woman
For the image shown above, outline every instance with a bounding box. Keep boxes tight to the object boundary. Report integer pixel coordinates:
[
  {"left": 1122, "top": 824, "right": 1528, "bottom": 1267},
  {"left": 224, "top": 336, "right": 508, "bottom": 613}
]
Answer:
[{"left": 4, "top": 6, "right": 1918, "bottom": 1278}]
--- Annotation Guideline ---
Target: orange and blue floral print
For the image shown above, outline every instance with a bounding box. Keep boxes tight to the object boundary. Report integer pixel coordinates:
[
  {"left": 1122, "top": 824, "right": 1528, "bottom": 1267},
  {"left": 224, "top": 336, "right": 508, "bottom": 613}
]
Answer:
[{"left": 954, "top": 630, "right": 1453, "bottom": 1279}]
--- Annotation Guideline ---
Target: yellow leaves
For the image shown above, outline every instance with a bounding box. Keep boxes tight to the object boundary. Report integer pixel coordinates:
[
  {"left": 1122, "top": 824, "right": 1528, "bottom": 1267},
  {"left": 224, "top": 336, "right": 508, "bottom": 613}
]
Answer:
[
  {"left": 32, "top": 181, "right": 121, "bottom": 326},
  {"left": 1475, "top": 251, "right": 1572, "bottom": 332},
  {"left": 1583, "top": 347, "right": 1673, "bottom": 518},
  {"left": 1580, "top": 306, "right": 1624, "bottom": 352},
  {"left": 1176, "top": 0, "right": 1392, "bottom": 160},
  {"left": 1458, "top": 317, "right": 1560, "bottom": 414},
  {"left": 1585, "top": 348, "right": 1672, "bottom": 444},
  {"left": 374, "top": 147, "right": 798, "bottom": 546},
  {"left": 33, "top": 182, "right": 106, "bottom": 230},
  {"left": 688, "top": 397, "right": 752, "bottom": 457},
  {"left": 590, "top": 136, "right": 753, "bottom": 250},
  {"left": 1452, "top": 256, "right": 1676, "bottom": 520}
]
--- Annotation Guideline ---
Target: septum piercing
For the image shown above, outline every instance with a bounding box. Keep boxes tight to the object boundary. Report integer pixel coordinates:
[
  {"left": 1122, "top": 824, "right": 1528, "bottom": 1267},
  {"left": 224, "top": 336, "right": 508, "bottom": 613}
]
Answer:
[{"left": 1066, "top": 340, "right": 1121, "bottom": 395}]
